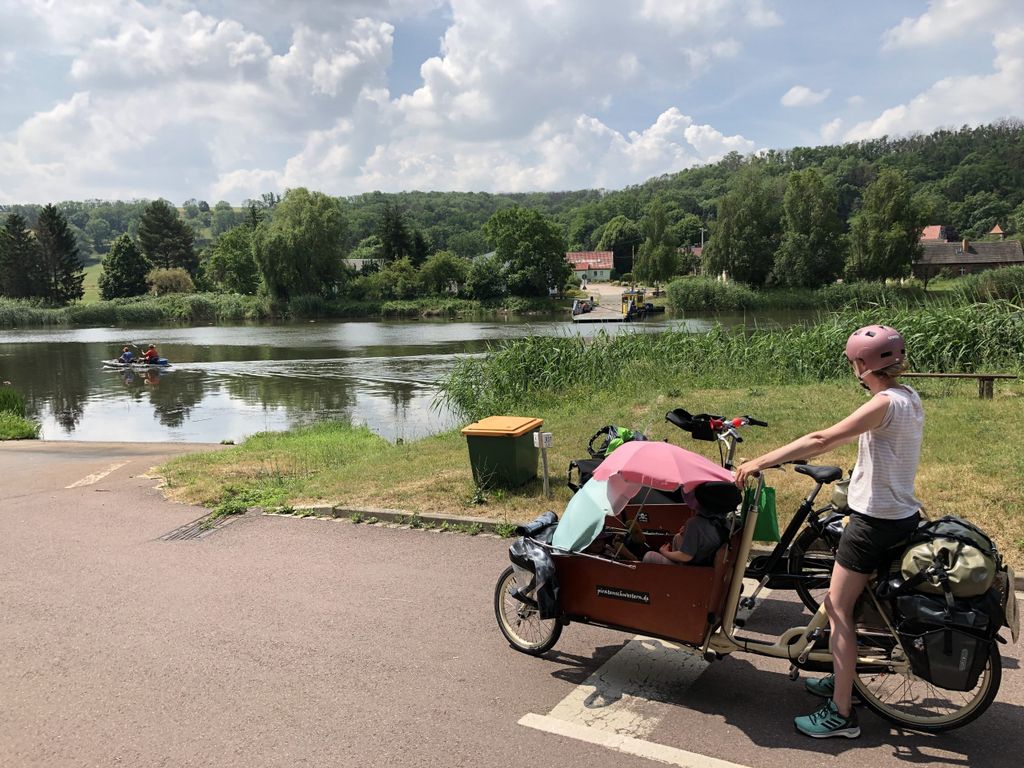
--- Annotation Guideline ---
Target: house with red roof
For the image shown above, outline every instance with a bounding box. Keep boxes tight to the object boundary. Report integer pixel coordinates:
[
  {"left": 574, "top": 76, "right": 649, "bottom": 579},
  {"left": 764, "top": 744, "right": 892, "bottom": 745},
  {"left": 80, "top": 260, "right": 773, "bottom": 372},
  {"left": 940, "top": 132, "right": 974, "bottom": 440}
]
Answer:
[
  {"left": 566, "top": 251, "right": 613, "bottom": 282},
  {"left": 919, "top": 224, "right": 957, "bottom": 242}
]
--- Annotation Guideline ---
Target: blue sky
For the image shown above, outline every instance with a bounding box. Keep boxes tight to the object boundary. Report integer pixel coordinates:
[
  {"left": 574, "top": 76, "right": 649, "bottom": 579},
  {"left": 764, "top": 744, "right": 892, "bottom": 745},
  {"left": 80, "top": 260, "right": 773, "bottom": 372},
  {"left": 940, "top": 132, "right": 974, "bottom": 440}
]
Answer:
[{"left": 0, "top": 1, "right": 1021, "bottom": 204}]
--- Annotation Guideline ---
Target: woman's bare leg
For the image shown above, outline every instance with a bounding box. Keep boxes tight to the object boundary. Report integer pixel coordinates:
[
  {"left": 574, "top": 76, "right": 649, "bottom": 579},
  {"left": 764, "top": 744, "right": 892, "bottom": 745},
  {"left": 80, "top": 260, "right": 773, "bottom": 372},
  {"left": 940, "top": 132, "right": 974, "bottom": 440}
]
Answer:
[{"left": 824, "top": 563, "right": 871, "bottom": 716}]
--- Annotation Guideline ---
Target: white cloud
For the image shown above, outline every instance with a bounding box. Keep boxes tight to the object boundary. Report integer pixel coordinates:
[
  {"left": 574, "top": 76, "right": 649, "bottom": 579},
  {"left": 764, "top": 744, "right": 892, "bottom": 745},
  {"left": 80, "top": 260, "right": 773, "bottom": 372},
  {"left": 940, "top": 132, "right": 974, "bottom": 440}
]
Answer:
[
  {"left": 847, "top": 94, "right": 864, "bottom": 107},
  {"left": 0, "top": 0, "right": 766, "bottom": 203},
  {"left": 820, "top": 118, "right": 843, "bottom": 142},
  {"left": 882, "top": 0, "right": 1003, "bottom": 50},
  {"left": 846, "top": 25, "right": 1024, "bottom": 141},
  {"left": 780, "top": 85, "right": 830, "bottom": 107}
]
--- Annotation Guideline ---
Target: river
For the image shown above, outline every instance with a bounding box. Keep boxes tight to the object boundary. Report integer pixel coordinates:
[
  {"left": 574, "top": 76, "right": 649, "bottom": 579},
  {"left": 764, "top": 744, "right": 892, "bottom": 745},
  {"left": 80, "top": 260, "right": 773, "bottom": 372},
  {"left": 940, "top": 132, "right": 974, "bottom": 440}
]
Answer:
[{"left": 0, "top": 313, "right": 805, "bottom": 443}]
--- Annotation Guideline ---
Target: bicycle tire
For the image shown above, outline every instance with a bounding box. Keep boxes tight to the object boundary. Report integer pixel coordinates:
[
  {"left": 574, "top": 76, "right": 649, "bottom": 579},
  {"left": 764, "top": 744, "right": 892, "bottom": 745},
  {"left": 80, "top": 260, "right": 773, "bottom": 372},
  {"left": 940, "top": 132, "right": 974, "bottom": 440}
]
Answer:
[
  {"left": 494, "top": 566, "right": 562, "bottom": 655},
  {"left": 789, "top": 525, "right": 836, "bottom": 613},
  {"left": 854, "top": 638, "right": 1001, "bottom": 732}
]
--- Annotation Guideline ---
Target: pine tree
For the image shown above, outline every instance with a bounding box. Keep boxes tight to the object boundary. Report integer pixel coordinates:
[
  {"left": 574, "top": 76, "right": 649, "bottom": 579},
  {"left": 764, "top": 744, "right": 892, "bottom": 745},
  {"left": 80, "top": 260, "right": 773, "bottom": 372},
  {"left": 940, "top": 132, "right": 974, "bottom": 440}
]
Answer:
[
  {"left": 0, "top": 213, "right": 43, "bottom": 298},
  {"left": 99, "top": 234, "right": 151, "bottom": 299},
  {"left": 33, "top": 204, "right": 84, "bottom": 305},
  {"left": 377, "top": 201, "right": 412, "bottom": 262},
  {"left": 138, "top": 200, "right": 197, "bottom": 274}
]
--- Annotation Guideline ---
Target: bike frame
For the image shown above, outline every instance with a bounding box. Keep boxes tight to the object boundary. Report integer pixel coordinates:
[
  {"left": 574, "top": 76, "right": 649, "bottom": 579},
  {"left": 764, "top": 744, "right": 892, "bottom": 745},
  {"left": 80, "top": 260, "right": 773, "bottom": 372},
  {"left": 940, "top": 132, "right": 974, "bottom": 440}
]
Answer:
[{"left": 706, "top": 474, "right": 906, "bottom": 674}]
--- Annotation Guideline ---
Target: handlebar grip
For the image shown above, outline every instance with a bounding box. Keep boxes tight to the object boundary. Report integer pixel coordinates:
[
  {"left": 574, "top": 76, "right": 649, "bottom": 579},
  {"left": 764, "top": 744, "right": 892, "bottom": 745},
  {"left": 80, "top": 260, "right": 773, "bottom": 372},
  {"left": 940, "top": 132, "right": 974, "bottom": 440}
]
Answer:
[{"left": 746, "top": 416, "right": 768, "bottom": 427}]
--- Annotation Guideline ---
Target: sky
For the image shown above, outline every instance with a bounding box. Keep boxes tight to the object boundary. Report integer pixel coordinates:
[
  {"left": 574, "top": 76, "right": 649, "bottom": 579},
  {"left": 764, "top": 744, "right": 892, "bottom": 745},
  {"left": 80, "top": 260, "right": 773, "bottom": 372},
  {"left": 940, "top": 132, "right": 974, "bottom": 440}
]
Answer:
[{"left": 0, "top": 0, "right": 1022, "bottom": 205}]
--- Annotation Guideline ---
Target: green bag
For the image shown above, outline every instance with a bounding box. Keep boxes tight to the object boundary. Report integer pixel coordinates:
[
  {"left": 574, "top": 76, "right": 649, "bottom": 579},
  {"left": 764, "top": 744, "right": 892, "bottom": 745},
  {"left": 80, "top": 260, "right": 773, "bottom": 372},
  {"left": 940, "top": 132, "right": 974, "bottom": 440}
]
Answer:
[{"left": 744, "top": 485, "right": 780, "bottom": 542}]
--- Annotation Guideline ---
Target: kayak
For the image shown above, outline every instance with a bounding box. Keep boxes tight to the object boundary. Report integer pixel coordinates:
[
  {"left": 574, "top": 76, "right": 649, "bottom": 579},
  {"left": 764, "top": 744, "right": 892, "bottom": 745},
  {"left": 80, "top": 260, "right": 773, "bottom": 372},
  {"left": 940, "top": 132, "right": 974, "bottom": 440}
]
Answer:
[{"left": 102, "top": 359, "right": 171, "bottom": 370}]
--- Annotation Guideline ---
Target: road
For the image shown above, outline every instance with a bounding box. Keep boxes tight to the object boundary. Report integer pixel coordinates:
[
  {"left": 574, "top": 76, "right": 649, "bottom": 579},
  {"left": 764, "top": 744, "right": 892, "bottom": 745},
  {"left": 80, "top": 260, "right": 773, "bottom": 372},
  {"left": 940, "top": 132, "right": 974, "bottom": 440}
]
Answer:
[{"left": 1, "top": 441, "right": 1022, "bottom": 767}]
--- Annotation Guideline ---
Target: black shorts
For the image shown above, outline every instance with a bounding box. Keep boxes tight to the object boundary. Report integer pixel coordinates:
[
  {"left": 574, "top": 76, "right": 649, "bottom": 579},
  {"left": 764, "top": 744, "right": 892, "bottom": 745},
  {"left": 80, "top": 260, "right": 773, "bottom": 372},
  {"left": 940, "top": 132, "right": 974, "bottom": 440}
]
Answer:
[{"left": 835, "top": 511, "right": 921, "bottom": 575}]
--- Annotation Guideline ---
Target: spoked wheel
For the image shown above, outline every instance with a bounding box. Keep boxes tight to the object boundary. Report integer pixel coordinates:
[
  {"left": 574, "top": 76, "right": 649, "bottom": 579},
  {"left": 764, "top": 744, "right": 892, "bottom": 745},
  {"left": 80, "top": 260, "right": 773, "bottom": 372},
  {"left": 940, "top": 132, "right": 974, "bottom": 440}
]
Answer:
[
  {"left": 789, "top": 526, "right": 835, "bottom": 613},
  {"left": 853, "top": 638, "right": 1001, "bottom": 732},
  {"left": 494, "top": 565, "right": 562, "bottom": 655}
]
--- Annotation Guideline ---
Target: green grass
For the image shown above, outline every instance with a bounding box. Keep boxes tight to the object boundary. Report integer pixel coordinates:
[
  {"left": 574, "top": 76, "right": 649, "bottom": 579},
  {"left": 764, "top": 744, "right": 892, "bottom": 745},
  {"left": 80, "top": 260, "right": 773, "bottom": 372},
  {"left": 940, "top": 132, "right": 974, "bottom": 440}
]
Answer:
[
  {"left": 0, "top": 387, "right": 26, "bottom": 417},
  {"left": 0, "top": 411, "right": 40, "bottom": 439},
  {"left": 159, "top": 377, "right": 1024, "bottom": 567},
  {"left": 81, "top": 262, "right": 103, "bottom": 303}
]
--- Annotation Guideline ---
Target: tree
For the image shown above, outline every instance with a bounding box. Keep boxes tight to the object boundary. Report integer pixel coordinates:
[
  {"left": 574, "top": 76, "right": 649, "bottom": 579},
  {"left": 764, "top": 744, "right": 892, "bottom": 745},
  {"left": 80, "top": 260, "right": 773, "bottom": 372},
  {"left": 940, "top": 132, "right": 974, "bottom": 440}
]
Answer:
[
  {"left": 138, "top": 200, "right": 197, "bottom": 274},
  {"left": 198, "top": 200, "right": 210, "bottom": 213},
  {"left": 98, "top": 234, "right": 150, "bottom": 299},
  {"left": 360, "top": 257, "right": 420, "bottom": 300},
  {"left": 845, "top": 169, "right": 921, "bottom": 282},
  {"left": 252, "top": 187, "right": 348, "bottom": 301},
  {"left": 410, "top": 229, "right": 431, "bottom": 268},
  {"left": 211, "top": 201, "right": 238, "bottom": 235},
  {"left": 465, "top": 253, "right": 506, "bottom": 300},
  {"left": 703, "top": 164, "right": 782, "bottom": 285},
  {"left": 200, "top": 226, "right": 260, "bottom": 294},
  {"left": 595, "top": 215, "right": 643, "bottom": 275},
  {"left": 378, "top": 201, "right": 412, "bottom": 262},
  {"left": 634, "top": 200, "right": 680, "bottom": 287},
  {"left": 34, "top": 204, "right": 85, "bottom": 305},
  {"left": 85, "top": 216, "right": 113, "bottom": 253},
  {"left": 419, "top": 251, "right": 469, "bottom": 295},
  {"left": 483, "top": 207, "right": 570, "bottom": 297},
  {"left": 771, "top": 169, "right": 844, "bottom": 287},
  {"left": 0, "top": 213, "right": 42, "bottom": 298}
]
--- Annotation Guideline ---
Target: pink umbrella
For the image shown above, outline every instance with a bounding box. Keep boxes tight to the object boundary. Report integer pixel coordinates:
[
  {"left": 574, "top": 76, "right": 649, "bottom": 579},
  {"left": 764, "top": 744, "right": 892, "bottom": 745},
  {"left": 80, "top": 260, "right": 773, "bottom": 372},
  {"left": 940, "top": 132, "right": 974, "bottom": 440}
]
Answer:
[{"left": 591, "top": 440, "right": 734, "bottom": 491}]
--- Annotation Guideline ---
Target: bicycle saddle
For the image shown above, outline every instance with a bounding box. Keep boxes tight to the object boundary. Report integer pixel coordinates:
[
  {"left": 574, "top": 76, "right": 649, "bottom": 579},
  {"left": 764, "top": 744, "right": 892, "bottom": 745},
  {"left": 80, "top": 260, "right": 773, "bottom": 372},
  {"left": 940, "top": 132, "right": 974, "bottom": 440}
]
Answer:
[{"left": 794, "top": 464, "right": 843, "bottom": 484}]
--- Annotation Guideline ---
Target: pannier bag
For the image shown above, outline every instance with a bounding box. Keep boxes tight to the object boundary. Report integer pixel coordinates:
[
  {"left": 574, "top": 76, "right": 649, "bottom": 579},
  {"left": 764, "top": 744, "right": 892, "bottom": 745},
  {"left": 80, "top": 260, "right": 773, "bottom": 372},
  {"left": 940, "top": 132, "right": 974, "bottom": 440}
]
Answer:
[
  {"left": 895, "top": 589, "right": 1002, "bottom": 691},
  {"left": 587, "top": 425, "right": 647, "bottom": 458},
  {"left": 508, "top": 536, "right": 559, "bottom": 620},
  {"left": 567, "top": 457, "right": 605, "bottom": 493},
  {"left": 900, "top": 516, "right": 1000, "bottom": 598}
]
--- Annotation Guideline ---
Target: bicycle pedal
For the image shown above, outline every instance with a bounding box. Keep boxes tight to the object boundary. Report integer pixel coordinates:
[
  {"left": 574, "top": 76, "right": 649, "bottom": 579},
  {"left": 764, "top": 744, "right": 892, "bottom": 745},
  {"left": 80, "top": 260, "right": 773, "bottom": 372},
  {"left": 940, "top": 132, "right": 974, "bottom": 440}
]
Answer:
[{"left": 739, "top": 597, "right": 755, "bottom": 609}]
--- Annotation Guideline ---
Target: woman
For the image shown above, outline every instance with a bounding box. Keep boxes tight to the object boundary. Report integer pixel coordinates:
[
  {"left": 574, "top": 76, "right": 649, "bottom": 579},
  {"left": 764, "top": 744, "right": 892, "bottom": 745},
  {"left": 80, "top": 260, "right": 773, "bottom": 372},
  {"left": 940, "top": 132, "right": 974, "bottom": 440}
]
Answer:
[
  {"left": 142, "top": 344, "right": 160, "bottom": 364},
  {"left": 734, "top": 325, "right": 924, "bottom": 739}
]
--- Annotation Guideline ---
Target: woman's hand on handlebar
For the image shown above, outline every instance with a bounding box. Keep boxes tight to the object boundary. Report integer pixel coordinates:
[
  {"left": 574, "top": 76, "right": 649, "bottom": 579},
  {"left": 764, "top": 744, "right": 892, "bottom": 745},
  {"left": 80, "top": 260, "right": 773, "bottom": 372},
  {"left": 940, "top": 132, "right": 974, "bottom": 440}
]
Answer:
[{"left": 733, "top": 459, "right": 763, "bottom": 487}]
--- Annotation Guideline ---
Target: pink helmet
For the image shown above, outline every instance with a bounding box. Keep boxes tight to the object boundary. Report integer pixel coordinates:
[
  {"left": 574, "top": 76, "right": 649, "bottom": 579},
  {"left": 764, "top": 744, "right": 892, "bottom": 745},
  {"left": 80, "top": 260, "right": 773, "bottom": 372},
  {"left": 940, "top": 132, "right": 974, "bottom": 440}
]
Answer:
[{"left": 845, "top": 325, "right": 906, "bottom": 378}]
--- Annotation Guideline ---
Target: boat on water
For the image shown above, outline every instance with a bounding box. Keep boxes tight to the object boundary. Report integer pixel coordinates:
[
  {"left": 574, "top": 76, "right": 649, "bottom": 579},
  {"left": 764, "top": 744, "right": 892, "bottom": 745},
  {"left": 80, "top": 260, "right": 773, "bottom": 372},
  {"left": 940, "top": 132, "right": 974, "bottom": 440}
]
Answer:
[{"left": 102, "top": 359, "right": 171, "bottom": 370}]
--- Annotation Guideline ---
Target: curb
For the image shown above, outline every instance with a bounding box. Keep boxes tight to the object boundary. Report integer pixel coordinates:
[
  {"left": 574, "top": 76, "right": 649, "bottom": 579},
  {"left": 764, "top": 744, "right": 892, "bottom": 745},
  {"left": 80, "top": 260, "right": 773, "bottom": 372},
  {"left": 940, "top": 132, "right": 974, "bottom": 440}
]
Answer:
[
  {"left": 289, "top": 506, "right": 1024, "bottom": 591},
  {"left": 289, "top": 504, "right": 505, "bottom": 534}
]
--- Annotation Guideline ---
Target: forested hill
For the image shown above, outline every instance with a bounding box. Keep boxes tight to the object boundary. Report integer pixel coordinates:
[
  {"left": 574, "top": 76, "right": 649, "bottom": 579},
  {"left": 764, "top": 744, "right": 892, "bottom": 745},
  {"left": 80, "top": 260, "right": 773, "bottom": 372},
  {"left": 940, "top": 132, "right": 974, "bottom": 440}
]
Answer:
[{"left": 2, "top": 121, "right": 1022, "bottom": 263}]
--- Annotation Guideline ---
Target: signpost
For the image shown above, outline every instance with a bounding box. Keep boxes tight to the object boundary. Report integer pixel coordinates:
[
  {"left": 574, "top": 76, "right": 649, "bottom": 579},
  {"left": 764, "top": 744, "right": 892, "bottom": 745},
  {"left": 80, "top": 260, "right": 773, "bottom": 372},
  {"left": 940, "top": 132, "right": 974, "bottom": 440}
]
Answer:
[{"left": 533, "top": 431, "right": 553, "bottom": 498}]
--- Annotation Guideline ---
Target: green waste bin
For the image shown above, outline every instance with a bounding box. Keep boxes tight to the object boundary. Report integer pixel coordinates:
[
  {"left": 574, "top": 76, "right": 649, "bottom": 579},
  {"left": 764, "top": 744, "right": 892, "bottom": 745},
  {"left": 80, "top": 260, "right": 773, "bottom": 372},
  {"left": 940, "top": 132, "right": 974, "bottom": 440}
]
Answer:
[{"left": 461, "top": 416, "right": 544, "bottom": 489}]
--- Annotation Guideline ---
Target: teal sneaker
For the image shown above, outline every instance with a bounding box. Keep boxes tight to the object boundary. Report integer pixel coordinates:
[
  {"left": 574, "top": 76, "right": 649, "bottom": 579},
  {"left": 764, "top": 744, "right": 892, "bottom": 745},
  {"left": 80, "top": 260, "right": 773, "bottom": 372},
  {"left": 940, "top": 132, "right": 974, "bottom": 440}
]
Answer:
[
  {"left": 805, "top": 674, "right": 834, "bottom": 698},
  {"left": 794, "top": 699, "right": 860, "bottom": 739}
]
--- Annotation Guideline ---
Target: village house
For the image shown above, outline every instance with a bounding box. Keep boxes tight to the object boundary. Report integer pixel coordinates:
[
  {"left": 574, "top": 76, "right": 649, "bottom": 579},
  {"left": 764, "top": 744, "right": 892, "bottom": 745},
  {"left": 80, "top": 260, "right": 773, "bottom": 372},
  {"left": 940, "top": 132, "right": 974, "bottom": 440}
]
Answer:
[
  {"left": 565, "top": 251, "right": 613, "bottom": 283},
  {"left": 912, "top": 224, "right": 1023, "bottom": 283}
]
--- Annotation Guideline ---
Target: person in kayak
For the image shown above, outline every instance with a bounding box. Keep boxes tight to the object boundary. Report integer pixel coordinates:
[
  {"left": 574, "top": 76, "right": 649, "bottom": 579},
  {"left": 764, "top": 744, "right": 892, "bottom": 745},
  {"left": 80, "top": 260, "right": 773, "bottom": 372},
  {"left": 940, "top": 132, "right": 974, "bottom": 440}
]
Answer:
[
  {"left": 117, "top": 346, "right": 134, "bottom": 364},
  {"left": 142, "top": 344, "right": 161, "bottom": 364}
]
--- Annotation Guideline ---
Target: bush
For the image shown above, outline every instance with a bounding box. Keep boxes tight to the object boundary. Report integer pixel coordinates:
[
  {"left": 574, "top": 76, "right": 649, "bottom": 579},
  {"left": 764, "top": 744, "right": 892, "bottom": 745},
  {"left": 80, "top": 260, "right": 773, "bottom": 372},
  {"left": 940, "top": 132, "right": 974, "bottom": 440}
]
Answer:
[
  {"left": 950, "top": 266, "right": 1024, "bottom": 303},
  {"left": 0, "top": 411, "right": 39, "bottom": 440},
  {"left": 147, "top": 267, "right": 195, "bottom": 296},
  {"left": 666, "top": 277, "right": 759, "bottom": 311}
]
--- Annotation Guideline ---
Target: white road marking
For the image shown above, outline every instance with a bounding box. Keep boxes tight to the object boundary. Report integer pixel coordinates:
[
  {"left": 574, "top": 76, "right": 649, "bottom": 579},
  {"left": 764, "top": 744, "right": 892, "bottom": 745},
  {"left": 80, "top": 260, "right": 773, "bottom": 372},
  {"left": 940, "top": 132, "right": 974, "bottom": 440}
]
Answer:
[
  {"left": 519, "top": 714, "right": 752, "bottom": 768},
  {"left": 65, "top": 461, "right": 130, "bottom": 489},
  {"left": 520, "top": 578, "right": 769, "bottom": 763}
]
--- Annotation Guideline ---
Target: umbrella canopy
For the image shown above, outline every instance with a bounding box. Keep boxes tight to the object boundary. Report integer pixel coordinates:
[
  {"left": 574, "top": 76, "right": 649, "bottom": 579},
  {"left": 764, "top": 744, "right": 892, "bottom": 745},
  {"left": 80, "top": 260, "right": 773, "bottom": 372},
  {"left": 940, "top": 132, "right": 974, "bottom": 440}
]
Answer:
[
  {"left": 592, "top": 440, "right": 733, "bottom": 492},
  {"left": 551, "top": 476, "right": 640, "bottom": 551}
]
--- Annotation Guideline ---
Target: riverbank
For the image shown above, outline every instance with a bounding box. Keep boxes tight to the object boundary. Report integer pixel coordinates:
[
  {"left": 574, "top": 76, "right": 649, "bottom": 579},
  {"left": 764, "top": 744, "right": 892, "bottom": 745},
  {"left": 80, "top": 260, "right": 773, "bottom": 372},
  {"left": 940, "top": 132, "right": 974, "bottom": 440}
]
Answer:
[
  {"left": 0, "top": 293, "right": 569, "bottom": 329},
  {"left": 159, "top": 378, "right": 1024, "bottom": 568}
]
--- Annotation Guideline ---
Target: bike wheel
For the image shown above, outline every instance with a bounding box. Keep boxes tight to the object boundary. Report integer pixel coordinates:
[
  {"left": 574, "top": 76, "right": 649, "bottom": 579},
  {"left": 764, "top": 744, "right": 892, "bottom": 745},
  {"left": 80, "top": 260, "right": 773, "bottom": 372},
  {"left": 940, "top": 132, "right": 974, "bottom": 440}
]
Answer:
[
  {"left": 789, "top": 526, "right": 835, "bottom": 613},
  {"left": 854, "top": 637, "right": 1001, "bottom": 732},
  {"left": 494, "top": 565, "right": 562, "bottom": 655}
]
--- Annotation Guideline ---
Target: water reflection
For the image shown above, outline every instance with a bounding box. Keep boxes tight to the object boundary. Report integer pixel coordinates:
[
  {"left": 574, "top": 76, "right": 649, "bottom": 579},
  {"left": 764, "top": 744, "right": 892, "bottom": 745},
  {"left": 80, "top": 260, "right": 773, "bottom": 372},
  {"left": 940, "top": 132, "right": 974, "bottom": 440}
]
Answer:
[{"left": 0, "top": 313, "right": 814, "bottom": 443}]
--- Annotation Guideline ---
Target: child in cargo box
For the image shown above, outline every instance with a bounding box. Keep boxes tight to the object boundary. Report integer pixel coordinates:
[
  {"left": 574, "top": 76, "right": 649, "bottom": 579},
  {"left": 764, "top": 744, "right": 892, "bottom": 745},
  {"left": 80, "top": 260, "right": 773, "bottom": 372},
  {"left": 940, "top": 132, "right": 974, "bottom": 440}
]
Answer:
[
  {"left": 642, "top": 481, "right": 740, "bottom": 567},
  {"left": 734, "top": 324, "right": 923, "bottom": 740}
]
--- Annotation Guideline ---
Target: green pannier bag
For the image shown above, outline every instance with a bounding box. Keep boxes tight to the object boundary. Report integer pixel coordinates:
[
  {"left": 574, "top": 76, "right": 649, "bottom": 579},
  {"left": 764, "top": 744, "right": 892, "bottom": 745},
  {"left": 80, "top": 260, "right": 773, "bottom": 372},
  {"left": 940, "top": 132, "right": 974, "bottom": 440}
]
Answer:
[
  {"left": 900, "top": 516, "right": 1000, "bottom": 598},
  {"left": 743, "top": 485, "right": 780, "bottom": 542}
]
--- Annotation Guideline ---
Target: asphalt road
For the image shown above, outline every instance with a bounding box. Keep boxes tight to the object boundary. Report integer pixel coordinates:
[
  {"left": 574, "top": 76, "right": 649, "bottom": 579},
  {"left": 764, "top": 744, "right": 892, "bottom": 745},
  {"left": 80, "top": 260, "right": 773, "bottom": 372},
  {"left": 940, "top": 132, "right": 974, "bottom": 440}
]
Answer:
[{"left": 2, "top": 441, "right": 1022, "bottom": 767}]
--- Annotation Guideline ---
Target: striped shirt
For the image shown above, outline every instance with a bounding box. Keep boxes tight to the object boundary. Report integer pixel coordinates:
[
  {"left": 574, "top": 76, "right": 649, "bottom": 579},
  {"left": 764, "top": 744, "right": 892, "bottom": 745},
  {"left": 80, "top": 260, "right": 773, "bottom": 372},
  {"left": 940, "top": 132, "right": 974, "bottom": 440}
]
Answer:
[{"left": 847, "top": 385, "right": 924, "bottom": 520}]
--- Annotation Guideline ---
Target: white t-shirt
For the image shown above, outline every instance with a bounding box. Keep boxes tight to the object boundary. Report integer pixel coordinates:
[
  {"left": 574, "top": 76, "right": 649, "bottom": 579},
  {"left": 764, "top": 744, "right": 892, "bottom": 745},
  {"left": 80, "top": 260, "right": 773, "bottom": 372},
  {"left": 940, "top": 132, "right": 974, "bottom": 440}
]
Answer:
[{"left": 846, "top": 385, "right": 924, "bottom": 520}]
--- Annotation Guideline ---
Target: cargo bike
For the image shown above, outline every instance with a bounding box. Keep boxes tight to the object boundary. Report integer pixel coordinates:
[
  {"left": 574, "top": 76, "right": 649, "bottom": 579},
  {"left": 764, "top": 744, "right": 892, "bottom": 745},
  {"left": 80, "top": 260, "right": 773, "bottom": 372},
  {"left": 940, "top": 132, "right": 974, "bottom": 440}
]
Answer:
[{"left": 494, "top": 440, "right": 1020, "bottom": 732}]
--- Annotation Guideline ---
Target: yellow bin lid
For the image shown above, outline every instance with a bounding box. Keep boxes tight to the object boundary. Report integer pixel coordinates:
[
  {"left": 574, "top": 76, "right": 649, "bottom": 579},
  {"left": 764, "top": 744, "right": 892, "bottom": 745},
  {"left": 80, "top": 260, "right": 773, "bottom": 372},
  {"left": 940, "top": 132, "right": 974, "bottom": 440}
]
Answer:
[{"left": 461, "top": 416, "right": 544, "bottom": 438}]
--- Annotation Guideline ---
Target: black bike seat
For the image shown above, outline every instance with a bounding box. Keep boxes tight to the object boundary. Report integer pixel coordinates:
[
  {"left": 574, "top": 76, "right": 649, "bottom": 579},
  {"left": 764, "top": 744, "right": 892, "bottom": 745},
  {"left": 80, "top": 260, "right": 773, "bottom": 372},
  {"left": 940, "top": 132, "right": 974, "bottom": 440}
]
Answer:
[{"left": 794, "top": 464, "right": 843, "bottom": 484}]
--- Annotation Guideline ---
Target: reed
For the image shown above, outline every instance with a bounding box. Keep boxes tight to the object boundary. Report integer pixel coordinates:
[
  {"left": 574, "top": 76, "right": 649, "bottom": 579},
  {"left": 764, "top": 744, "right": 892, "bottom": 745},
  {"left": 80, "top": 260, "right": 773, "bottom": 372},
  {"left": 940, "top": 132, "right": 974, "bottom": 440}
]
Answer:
[
  {"left": 666, "top": 277, "right": 927, "bottom": 313},
  {"left": 436, "top": 301, "right": 1024, "bottom": 420},
  {"left": 0, "top": 387, "right": 26, "bottom": 417}
]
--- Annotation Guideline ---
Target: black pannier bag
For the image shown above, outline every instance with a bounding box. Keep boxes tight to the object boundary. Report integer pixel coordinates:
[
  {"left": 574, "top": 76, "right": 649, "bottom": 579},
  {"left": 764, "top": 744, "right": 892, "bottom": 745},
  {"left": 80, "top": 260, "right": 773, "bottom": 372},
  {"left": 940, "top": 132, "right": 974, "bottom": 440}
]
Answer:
[
  {"left": 895, "top": 588, "right": 1002, "bottom": 691},
  {"left": 509, "top": 532, "right": 559, "bottom": 620}
]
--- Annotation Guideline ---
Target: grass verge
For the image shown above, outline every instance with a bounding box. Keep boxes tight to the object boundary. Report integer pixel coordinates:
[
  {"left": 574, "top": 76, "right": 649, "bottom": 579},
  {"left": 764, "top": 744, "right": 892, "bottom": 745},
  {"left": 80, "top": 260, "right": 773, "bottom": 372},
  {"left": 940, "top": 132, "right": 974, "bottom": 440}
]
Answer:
[{"left": 159, "top": 378, "right": 1024, "bottom": 567}]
